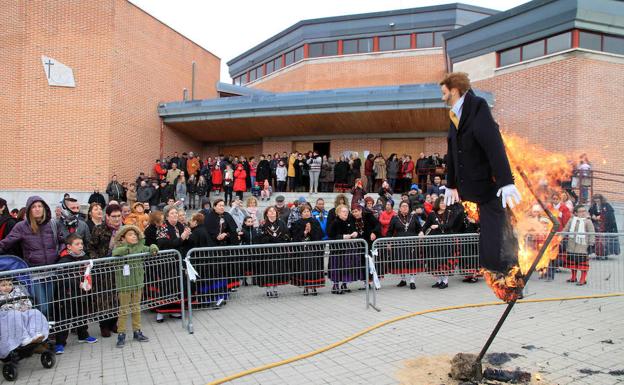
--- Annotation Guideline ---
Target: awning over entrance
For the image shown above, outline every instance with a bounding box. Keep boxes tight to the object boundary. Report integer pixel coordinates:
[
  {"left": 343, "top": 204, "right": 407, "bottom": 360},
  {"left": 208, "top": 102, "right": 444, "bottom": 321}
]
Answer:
[{"left": 158, "top": 84, "right": 494, "bottom": 142}]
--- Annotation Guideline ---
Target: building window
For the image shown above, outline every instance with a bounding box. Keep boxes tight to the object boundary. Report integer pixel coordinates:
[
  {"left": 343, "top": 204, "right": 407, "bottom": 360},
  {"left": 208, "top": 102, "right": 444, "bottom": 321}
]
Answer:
[
  {"left": 434, "top": 31, "right": 446, "bottom": 47},
  {"left": 309, "top": 41, "right": 338, "bottom": 57},
  {"left": 417, "top": 32, "right": 433, "bottom": 48},
  {"left": 395, "top": 34, "right": 411, "bottom": 50},
  {"left": 273, "top": 56, "right": 282, "bottom": 71},
  {"left": 546, "top": 32, "right": 571, "bottom": 54},
  {"left": 266, "top": 60, "right": 274, "bottom": 75},
  {"left": 234, "top": 76, "right": 241, "bottom": 86},
  {"left": 285, "top": 50, "right": 295, "bottom": 66},
  {"left": 294, "top": 46, "right": 304, "bottom": 61},
  {"left": 579, "top": 31, "right": 602, "bottom": 51},
  {"left": 343, "top": 38, "right": 374, "bottom": 54},
  {"left": 379, "top": 34, "right": 411, "bottom": 51},
  {"left": 499, "top": 47, "right": 521, "bottom": 66},
  {"left": 522, "top": 40, "right": 544, "bottom": 61},
  {"left": 249, "top": 69, "right": 257, "bottom": 82},
  {"left": 604, "top": 35, "right": 624, "bottom": 55}
]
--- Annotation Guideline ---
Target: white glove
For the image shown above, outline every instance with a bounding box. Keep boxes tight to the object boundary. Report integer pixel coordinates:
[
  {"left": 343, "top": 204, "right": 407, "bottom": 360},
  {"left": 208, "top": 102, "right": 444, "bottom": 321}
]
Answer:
[
  {"left": 497, "top": 184, "right": 522, "bottom": 209},
  {"left": 444, "top": 188, "right": 459, "bottom": 206}
]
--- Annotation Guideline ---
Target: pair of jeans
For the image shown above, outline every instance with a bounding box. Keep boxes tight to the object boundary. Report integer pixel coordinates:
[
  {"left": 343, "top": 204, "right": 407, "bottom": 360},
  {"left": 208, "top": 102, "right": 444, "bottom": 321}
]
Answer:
[
  {"left": 31, "top": 280, "right": 54, "bottom": 318},
  {"left": 309, "top": 171, "right": 320, "bottom": 193}
]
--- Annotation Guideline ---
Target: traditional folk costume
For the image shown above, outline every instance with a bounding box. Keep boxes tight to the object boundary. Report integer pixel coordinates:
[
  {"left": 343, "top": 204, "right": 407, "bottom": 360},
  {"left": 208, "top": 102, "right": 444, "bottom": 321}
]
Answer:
[
  {"left": 290, "top": 218, "right": 325, "bottom": 294},
  {"left": 257, "top": 218, "right": 290, "bottom": 297},
  {"left": 562, "top": 216, "right": 595, "bottom": 285},
  {"left": 328, "top": 216, "right": 363, "bottom": 293},
  {"left": 387, "top": 212, "right": 423, "bottom": 288}
]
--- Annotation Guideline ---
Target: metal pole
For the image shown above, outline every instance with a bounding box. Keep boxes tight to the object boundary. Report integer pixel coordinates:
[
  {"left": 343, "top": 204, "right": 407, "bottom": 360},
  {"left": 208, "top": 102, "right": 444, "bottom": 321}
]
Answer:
[{"left": 472, "top": 168, "right": 559, "bottom": 380}]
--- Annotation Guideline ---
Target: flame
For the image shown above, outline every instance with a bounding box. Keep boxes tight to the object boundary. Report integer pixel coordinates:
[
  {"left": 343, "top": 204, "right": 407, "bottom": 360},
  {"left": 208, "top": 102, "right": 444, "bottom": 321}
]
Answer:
[
  {"left": 462, "top": 201, "right": 479, "bottom": 222},
  {"left": 482, "top": 133, "right": 572, "bottom": 302}
]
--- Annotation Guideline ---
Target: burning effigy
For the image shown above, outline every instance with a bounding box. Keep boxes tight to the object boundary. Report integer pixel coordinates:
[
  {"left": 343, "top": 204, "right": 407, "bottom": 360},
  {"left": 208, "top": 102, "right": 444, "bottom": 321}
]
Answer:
[{"left": 479, "top": 133, "right": 571, "bottom": 302}]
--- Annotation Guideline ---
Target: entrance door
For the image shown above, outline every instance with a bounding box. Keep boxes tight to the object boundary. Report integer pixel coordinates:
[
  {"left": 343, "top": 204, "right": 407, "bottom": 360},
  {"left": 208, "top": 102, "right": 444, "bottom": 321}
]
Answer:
[{"left": 313, "top": 142, "right": 330, "bottom": 157}]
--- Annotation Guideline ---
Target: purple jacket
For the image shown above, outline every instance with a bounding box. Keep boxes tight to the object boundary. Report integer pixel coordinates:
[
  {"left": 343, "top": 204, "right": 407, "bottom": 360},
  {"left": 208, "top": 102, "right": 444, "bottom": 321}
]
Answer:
[{"left": 0, "top": 196, "right": 61, "bottom": 266}]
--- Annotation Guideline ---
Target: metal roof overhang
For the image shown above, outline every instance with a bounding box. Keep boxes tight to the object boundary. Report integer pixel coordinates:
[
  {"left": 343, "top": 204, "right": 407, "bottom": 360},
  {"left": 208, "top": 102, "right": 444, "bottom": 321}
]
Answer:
[{"left": 158, "top": 84, "right": 494, "bottom": 142}]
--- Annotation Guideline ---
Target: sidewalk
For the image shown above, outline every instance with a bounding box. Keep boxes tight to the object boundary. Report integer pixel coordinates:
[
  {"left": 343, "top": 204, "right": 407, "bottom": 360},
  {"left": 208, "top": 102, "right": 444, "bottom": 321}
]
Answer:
[{"left": 5, "top": 276, "right": 623, "bottom": 385}]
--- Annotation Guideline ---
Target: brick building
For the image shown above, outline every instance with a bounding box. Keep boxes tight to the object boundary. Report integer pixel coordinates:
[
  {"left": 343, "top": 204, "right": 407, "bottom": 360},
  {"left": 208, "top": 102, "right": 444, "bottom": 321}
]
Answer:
[
  {"left": 1, "top": 0, "right": 220, "bottom": 206},
  {"left": 2, "top": 0, "right": 623, "bottom": 206}
]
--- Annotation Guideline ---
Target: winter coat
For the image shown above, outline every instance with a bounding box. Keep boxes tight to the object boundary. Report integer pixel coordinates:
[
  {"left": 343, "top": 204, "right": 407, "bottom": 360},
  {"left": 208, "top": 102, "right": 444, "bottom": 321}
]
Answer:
[
  {"left": 166, "top": 169, "right": 181, "bottom": 185},
  {"left": 0, "top": 196, "right": 62, "bottom": 266},
  {"left": 320, "top": 158, "right": 335, "bottom": 182},
  {"left": 53, "top": 217, "right": 91, "bottom": 248},
  {"left": 233, "top": 168, "right": 247, "bottom": 192},
  {"left": 156, "top": 221, "right": 188, "bottom": 252},
  {"left": 187, "top": 157, "right": 201, "bottom": 177},
  {"left": 386, "top": 160, "right": 399, "bottom": 179},
  {"left": 204, "top": 211, "right": 239, "bottom": 246},
  {"left": 175, "top": 181, "right": 187, "bottom": 201},
  {"left": 563, "top": 217, "right": 595, "bottom": 255},
  {"left": 290, "top": 217, "right": 323, "bottom": 242},
  {"left": 137, "top": 186, "right": 153, "bottom": 203},
  {"left": 112, "top": 238, "right": 158, "bottom": 292},
  {"left": 212, "top": 168, "right": 223, "bottom": 185},
  {"left": 276, "top": 166, "right": 287, "bottom": 182},
  {"left": 288, "top": 154, "right": 297, "bottom": 178},
  {"left": 364, "top": 159, "right": 374, "bottom": 176},
  {"left": 401, "top": 160, "right": 415, "bottom": 179},
  {"left": 256, "top": 160, "right": 271, "bottom": 183},
  {"left": 373, "top": 158, "right": 386, "bottom": 180},
  {"left": 307, "top": 156, "right": 322, "bottom": 172},
  {"left": 351, "top": 158, "right": 362, "bottom": 179},
  {"left": 334, "top": 161, "right": 350, "bottom": 184},
  {"left": 89, "top": 223, "right": 117, "bottom": 259},
  {"left": 196, "top": 181, "right": 208, "bottom": 197}
]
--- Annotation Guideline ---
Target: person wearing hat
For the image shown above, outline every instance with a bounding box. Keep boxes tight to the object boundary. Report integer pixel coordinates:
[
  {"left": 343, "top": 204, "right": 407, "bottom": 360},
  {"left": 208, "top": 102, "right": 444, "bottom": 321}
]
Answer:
[
  {"left": 124, "top": 202, "right": 149, "bottom": 232},
  {"left": 272, "top": 195, "right": 291, "bottom": 224},
  {"left": 112, "top": 225, "right": 158, "bottom": 347},
  {"left": 287, "top": 197, "right": 307, "bottom": 228}
]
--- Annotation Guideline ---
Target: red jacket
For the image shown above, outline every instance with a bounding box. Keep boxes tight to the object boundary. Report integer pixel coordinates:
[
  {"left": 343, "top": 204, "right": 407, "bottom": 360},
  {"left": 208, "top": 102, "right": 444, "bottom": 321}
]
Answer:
[
  {"left": 401, "top": 160, "right": 414, "bottom": 178},
  {"left": 233, "top": 168, "right": 247, "bottom": 192},
  {"left": 212, "top": 168, "right": 223, "bottom": 185},
  {"left": 364, "top": 159, "right": 374, "bottom": 176},
  {"left": 154, "top": 163, "right": 167, "bottom": 180}
]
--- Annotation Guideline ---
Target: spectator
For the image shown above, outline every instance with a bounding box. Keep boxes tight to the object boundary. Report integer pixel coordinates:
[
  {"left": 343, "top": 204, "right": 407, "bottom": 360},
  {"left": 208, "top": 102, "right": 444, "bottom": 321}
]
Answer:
[
  {"left": 153, "top": 159, "right": 167, "bottom": 180},
  {"left": 246, "top": 197, "right": 259, "bottom": 227},
  {"left": 386, "top": 154, "right": 399, "bottom": 192},
  {"left": 229, "top": 199, "right": 249, "bottom": 231},
  {"left": 187, "top": 153, "right": 200, "bottom": 178},
  {"left": 416, "top": 152, "right": 430, "bottom": 191},
  {"left": 179, "top": 152, "right": 189, "bottom": 176},
  {"left": 287, "top": 152, "right": 297, "bottom": 192},
  {"left": 364, "top": 154, "right": 375, "bottom": 193},
  {"left": 86, "top": 202, "right": 103, "bottom": 233},
  {"left": 257, "top": 206, "right": 290, "bottom": 298},
  {"left": 334, "top": 156, "right": 350, "bottom": 189},
  {"left": 312, "top": 198, "right": 329, "bottom": 240},
  {"left": 351, "top": 179, "right": 365, "bottom": 210},
  {"left": 401, "top": 155, "right": 415, "bottom": 193},
  {"left": 273, "top": 195, "right": 291, "bottom": 224},
  {"left": 106, "top": 175, "right": 124, "bottom": 202},
  {"left": 223, "top": 164, "right": 234, "bottom": 206},
  {"left": 307, "top": 152, "right": 322, "bottom": 194},
  {"left": 88, "top": 189, "right": 107, "bottom": 207},
  {"left": 269, "top": 153, "right": 279, "bottom": 190},
  {"left": 373, "top": 154, "right": 386, "bottom": 192},
  {"left": 261, "top": 179, "right": 272, "bottom": 201},
  {"left": 427, "top": 176, "right": 446, "bottom": 196},
  {"left": 276, "top": 160, "right": 287, "bottom": 192},
  {"left": 204, "top": 199, "right": 239, "bottom": 248},
  {"left": 389, "top": 201, "right": 424, "bottom": 290},
  {"left": 120, "top": 202, "right": 131, "bottom": 223},
  {"left": 0, "top": 198, "right": 17, "bottom": 244},
  {"left": 175, "top": 174, "right": 188, "bottom": 206},
  {"left": 350, "top": 152, "right": 362, "bottom": 186},
  {"left": 126, "top": 183, "right": 137, "bottom": 207},
  {"left": 589, "top": 194, "right": 620, "bottom": 259},
  {"left": 320, "top": 156, "right": 335, "bottom": 192},
  {"left": 290, "top": 204, "right": 324, "bottom": 295},
  {"left": 295, "top": 153, "right": 308, "bottom": 192},
  {"left": 212, "top": 163, "right": 223, "bottom": 195},
  {"left": 249, "top": 156, "right": 257, "bottom": 188},
  {"left": 233, "top": 163, "right": 247, "bottom": 201},
  {"left": 377, "top": 180, "right": 393, "bottom": 205},
  {"left": 55, "top": 197, "right": 91, "bottom": 246},
  {"left": 165, "top": 163, "right": 181, "bottom": 185},
  {"left": 89, "top": 204, "right": 123, "bottom": 337},
  {"left": 378, "top": 199, "right": 396, "bottom": 237},
  {"left": 187, "top": 174, "right": 198, "bottom": 210},
  {"left": 136, "top": 180, "right": 153, "bottom": 204},
  {"left": 143, "top": 211, "right": 164, "bottom": 247},
  {"left": 423, "top": 196, "right": 454, "bottom": 289},
  {"left": 563, "top": 205, "right": 595, "bottom": 286},
  {"left": 124, "top": 202, "right": 149, "bottom": 232},
  {"left": 256, "top": 154, "right": 271, "bottom": 187},
  {"left": 287, "top": 197, "right": 306, "bottom": 228},
  {"left": 327, "top": 194, "right": 349, "bottom": 231},
  {"left": 327, "top": 204, "right": 360, "bottom": 294}
]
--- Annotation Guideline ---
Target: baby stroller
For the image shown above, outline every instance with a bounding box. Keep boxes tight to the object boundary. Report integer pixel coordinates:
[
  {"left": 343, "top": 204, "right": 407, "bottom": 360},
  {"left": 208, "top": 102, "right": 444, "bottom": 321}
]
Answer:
[{"left": 0, "top": 255, "right": 55, "bottom": 381}]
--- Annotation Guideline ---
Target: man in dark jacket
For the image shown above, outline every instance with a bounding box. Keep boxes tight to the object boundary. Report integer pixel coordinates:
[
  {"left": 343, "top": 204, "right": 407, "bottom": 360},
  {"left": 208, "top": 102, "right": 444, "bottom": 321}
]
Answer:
[
  {"left": 136, "top": 180, "right": 154, "bottom": 203},
  {"left": 256, "top": 155, "right": 271, "bottom": 186},
  {"left": 440, "top": 72, "right": 521, "bottom": 274},
  {"left": 106, "top": 175, "right": 124, "bottom": 202}
]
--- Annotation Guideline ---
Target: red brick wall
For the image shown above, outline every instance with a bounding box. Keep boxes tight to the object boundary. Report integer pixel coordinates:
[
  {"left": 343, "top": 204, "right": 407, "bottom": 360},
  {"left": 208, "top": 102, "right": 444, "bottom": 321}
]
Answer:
[
  {"left": 424, "top": 137, "right": 447, "bottom": 156},
  {"left": 331, "top": 139, "right": 381, "bottom": 161},
  {"left": 1, "top": 0, "right": 219, "bottom": 192},
  {"left": 474, "top": 54, "right": 624, "bottom": 200},
  {"left": 252, "top": 51, "right": 446, "bottom": 93},
  {"left": 262, "top": 140, "right": 291, "bottom": 157}
]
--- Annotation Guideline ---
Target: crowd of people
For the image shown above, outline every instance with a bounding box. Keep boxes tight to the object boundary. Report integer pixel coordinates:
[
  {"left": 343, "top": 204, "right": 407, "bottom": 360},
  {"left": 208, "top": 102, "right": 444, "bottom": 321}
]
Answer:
[{"left": 0, "top": 149, "right": 619, "bottom": 358}]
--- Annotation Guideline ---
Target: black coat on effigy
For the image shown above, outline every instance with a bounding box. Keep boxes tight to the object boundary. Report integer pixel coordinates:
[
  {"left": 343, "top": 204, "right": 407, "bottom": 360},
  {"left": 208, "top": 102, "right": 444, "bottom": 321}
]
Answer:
[{"left": 446, "top": 89, "right": 514, "bottom": 204}]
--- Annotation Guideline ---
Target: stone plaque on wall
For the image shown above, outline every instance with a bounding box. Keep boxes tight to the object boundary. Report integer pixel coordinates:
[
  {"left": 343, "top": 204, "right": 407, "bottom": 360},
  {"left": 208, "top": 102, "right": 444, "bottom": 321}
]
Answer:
[{"left": 41, "top": 55, "right": 76, "bottom": 87}]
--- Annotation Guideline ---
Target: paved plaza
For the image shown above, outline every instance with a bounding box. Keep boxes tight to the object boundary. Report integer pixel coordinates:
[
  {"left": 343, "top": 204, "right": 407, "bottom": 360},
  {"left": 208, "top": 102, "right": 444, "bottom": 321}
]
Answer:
[{"left": 3, "top": 266, "right": 623, "bottom": 385}]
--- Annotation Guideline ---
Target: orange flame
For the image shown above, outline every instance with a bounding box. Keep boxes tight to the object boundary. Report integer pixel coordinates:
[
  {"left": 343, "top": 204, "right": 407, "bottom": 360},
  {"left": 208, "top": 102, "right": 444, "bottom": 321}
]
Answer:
[
  {"left": 482, "top": 133, "right": 572, "bottom": 301},
  {"left": 462, "top": 201, "right": 479, "bottom": 222}
]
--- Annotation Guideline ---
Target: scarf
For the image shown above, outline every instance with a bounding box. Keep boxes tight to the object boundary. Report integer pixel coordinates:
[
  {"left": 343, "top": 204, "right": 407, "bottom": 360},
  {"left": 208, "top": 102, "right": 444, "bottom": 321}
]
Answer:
[{"left": 569, "top": 216, "right": 586, "bottom": 245}]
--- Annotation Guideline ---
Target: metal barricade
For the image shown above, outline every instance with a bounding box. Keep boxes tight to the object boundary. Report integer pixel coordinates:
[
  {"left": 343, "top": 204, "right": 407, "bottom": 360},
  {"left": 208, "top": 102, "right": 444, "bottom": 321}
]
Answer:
[
  {"left": 184, "top": 239, "right": 368, "bottom": 334},
  {"left": 0, "top": 250, "right": 184, "bottom": 344},
  {"left": 369, "top": 233, "right": 481, "bottom": 309},
  {"left": 527, "top": 232, "right": 624, "bottom": 293}
]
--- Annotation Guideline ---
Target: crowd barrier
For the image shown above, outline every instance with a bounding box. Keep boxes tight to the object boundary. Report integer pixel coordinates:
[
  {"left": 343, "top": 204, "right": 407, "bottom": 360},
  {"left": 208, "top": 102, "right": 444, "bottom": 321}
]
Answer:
[
  {"left": 184, "top": 239, "right": 369, "bottom": 334},
  {"left": 0, "top": 250, "right": 184, "bottom": 347},
  {"left": 0, "top": 232, "right": 621, "bottom": 338}
]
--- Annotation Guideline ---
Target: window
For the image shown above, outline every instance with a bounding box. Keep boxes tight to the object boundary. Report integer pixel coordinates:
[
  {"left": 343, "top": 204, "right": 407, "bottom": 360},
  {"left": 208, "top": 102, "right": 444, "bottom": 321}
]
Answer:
[
  {"left": 343, "top": 39, "right": 358, "bottom": 54},
  {"left": 379, "top": 36, "right": 394, "bottom": 51},
  {"left": 309, "top": 42, "right": 323, "bottom": 58},
  {"left": 249, "top": 69, "right": 256, "bottom": 82},
  {"left": 358, "top": 38, "right": 373, "bottom": 53},
  {"left": 285, "top": 50, "right": 295, "bottom": 66},
  {"left": 234, "top": 76, "right": 241, "bottom": 86},
  {"left": 604, "top": 35, "right": 624, "bottom": 55},
  {"left": 294, "top": 46, "right": 304, "bottom": 62},
  {"left": 579, "top": 31, "right": 602, "bottom": 51},
  {"left": 309, "top": 41, "right": 338, "bottom": 57},
  {"left": 273, "top": 56, "right": 282, "bottom": 71},
  {"left": 395, "top": 34, "right": 411, "bottom": 50},
  {"left": 434, "top": 31, "right": 446, "bottom": 47},
  {"left": 499, "top": 47, "right": 521, "bottom": 66},
  {"left": 266, "top": 60, "right": 274, "bottom": 75},
  {"left": 522, "top": 40, "right": 544, "bottom": 61},
  {"left": 417, "top": 32, "right": 433, "bottom": 48},
  {"left": 546, "top": 32, "right": 571, "bottom": 54}
]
